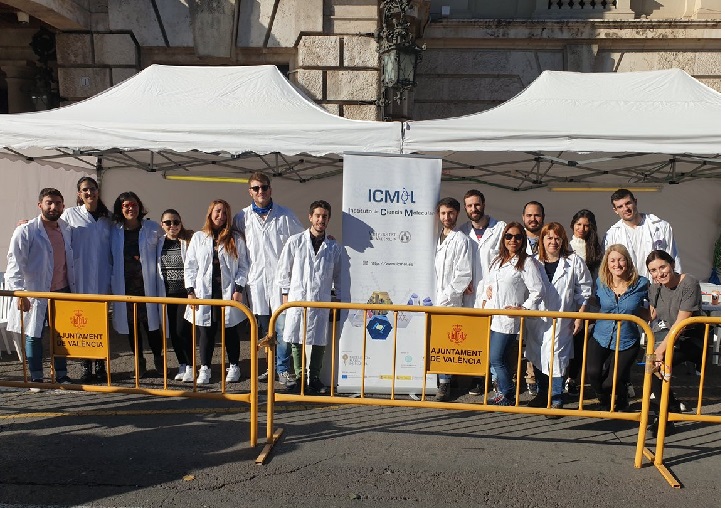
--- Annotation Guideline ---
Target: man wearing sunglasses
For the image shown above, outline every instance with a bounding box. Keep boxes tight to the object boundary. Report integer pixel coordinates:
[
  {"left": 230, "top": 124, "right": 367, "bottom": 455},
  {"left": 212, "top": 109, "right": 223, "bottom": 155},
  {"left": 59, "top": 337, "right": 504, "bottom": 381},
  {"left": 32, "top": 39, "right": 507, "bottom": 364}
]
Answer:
[
  {"left": 233, "top": 172, "right": 304, "bottom": 389},
  {"left": 434, "top": 197, "right": 473, "bottom": 402}
]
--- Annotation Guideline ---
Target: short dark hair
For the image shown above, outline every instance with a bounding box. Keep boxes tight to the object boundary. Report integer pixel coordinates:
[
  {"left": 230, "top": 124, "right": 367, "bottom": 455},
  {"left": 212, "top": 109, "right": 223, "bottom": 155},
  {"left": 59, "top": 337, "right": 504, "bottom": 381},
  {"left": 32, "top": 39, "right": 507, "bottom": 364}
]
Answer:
[
  {"left": 645, "top": 249, "right": 676, "bottom": 269},
  {"left": 112, "top": 191, "right": 148, "bottom": 223},
  {"left": 309, "top": 200, "right": 332, "bottom": 216},
  {"left": 75, "top": 176, "right": 110, "bottom": 216},
  {"left": 38, "top": 188, "right": 63, "bottom": 202},
  {"left": 522, "top": 200, "right": 545, "bottom": 216},
  {"left": 248, "top": 172, "right": 270, "bottom": 186},
  {"left": 463, "top": 189, "right": 485, "bottom": 203},
  {"left": 610, "top": 188, "right": 636, "bottom": 205},
  {"left": 437, "top": 197, "right": 460, "bottom": 213}
]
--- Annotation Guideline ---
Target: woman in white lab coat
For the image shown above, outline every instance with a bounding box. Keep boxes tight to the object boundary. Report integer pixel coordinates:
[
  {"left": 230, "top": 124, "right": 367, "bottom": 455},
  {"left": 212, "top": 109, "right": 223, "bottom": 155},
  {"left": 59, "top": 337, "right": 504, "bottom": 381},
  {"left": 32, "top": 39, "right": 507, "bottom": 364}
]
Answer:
[
  {"left": 110, "top": 191, "right": 163, "bottom": 376},
  {"left": 156, "top": 209, "right": 194, "bottom": 382},
  {"left": 184, "top": 199, "right": 249, "bottom": 385},
  {"left": 61, "top": 176, "right": 113, "bottom": 383},
  {"left": 527, "top": 222, "right": 591, "bottom": 414},
  {"left": 480, "top": 221, "right": 544, "bottom": 406}
]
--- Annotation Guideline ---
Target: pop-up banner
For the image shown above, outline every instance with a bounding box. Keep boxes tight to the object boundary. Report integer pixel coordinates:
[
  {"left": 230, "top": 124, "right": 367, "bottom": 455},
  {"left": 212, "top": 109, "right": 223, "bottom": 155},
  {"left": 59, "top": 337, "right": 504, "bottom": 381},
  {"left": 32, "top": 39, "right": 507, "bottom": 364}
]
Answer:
[{"left": 338, "top": 153, "right": 441, "bottom": 394}]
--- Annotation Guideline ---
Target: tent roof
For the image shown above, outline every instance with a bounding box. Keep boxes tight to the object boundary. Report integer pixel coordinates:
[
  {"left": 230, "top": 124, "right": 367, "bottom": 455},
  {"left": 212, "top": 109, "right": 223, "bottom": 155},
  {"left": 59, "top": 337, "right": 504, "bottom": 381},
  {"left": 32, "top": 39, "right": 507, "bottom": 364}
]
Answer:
[
  {"left": 0, "top": 64, "right": 401, "bottom": 157},
  {"left": 400, "top": 69, "right": 720, "bottom": 190}
]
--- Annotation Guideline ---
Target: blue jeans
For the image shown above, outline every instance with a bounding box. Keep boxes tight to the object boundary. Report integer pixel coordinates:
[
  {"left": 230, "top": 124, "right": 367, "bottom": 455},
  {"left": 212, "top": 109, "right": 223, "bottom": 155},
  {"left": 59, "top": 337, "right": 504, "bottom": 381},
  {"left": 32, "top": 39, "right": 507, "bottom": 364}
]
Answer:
[
  {"left": 257, "top": 313, "right": 291, "bottom": 375},
  {"left": 533, "top": 366, "right": 564, "bottom": 405},
  {"left": 489, "top": 331, "right": 517, "bottom": 400},
  {"left": 26, "top": 335, "right": 66, "bottom": 381}
]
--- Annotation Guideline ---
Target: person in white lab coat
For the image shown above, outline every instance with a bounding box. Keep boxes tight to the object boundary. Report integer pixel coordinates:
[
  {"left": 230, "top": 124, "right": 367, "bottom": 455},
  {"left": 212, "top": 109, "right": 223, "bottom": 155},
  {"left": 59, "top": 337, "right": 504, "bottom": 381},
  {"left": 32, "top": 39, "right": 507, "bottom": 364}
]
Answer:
[
  {"left": 232, "top": 171, "right": 304, "bottom": 388},
  {"left": 110, "top": 191, "right": 163, "bottom": 377},
  {"left": 185, "top": 199, "right": 249, "bottom": 385},
  {"left": 156, "top": 209, "right": 194, "bottom": 382},
  {"left": 433, "top": 197, "right": 473, "bottom": 402},
  {"left": 480, "top": 221, "right": 544, "bottom": 406},
  {"left": 457, "top": 189, "right": 505, "bottom": 396},
  {"left": 603, "top": 188, "right": 680, "bottom": 278},
  {"left": 276, "top": 200, "right": 341, "bottom": 395},
  {"left": 61, "top": 176, "right": 113, "bottom": 383},
  {"left": 6, "top": 188, "right": 76, "bottom": 383},
  {"left": 526, "top": 222, "right": 592, "bottom": 415}
]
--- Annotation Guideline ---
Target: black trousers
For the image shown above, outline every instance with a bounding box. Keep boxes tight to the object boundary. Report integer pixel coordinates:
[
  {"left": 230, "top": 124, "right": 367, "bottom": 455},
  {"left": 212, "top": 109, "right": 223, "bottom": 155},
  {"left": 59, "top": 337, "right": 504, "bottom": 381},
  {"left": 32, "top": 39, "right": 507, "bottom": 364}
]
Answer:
[
  {"left": 167, "top": 301, "right": 193, "bottom": 366},
  {"left": 125, "top": 302, "right": 162, "bottom": 357},
  {"left": 196, "top": 315, "right": 242, "bottom": 368},
  {"left": 585, "top": 337, "right": 640, "bottom": 398}
]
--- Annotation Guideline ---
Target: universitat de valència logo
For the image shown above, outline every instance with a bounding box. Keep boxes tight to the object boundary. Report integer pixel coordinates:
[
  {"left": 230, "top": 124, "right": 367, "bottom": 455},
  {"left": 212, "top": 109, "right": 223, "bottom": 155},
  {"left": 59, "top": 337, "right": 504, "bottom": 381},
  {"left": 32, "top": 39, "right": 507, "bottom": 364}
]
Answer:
[
  {"left": 70, "top": 309, "right": 88, "bottom": 330},
  {"left": 448, "top": 324, "right": 467, "bottom": 345}
]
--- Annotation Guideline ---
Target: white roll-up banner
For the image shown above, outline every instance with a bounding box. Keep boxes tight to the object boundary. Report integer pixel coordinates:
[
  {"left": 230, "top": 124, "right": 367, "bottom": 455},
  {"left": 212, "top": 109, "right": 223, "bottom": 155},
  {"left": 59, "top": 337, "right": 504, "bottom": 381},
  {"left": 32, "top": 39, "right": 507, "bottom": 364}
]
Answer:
[{"left": 338, "top": 153, "right": 441, "bottom": 394}]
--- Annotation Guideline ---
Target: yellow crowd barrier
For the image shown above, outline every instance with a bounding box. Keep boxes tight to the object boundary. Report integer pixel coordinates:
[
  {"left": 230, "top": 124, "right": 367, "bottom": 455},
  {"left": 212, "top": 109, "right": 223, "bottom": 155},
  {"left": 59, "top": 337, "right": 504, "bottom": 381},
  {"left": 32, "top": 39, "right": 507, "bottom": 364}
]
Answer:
[
  {"left": 262, "top": 301, "right": 657, "bottom": 470},
  {"left": 0, "top": 289, "right": 260, "bottom": 447},
  {"left": 641, "top": 315, "right": 722, "bottom": 488}
]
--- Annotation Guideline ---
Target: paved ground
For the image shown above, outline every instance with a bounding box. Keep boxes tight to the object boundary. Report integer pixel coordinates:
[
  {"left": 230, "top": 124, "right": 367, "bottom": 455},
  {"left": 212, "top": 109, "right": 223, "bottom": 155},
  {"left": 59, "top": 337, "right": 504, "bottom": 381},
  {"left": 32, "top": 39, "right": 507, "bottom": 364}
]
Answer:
[{"left": 0, "top": 331, "right": 720, "bottom": 508}]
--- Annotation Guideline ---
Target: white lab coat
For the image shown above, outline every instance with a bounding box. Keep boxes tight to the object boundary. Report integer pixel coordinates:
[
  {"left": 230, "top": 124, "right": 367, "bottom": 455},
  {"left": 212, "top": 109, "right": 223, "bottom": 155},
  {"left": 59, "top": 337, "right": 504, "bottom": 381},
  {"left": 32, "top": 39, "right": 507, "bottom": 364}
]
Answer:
[
  {"left": 110, "top": 220, "right": 162, "bottom": 334},
  {"left": 526, "top": 253, "right": 592, "bottom": 377},
  {"left": 183, "top": 231, "right": 249, "bottom": 327},
  {"left": 61, "top": 205, "right": 112, "bottom": 295},
  {"left": 6, "top": 215, "right": 76, "bottom": 338},
  {"left": 603, "top": 213, "right": 680, "bottom": 278},
  {"left": 156, "top": 235, "right": 189, "bottom": 335},
  {"left": 434, "top": 230, "right": 473, "bottom": 307},
  {"left": 457, "top": 219, "right": 505, "bottom": 308},
  {"left": 233, "top": 203, "right": 303, "bottom": 315},
  {"left": 480, "top": 255, "right": 544, "bottom": 334},
  {"left": 276, "top": 231, "right": 341, "bottom": 346}
]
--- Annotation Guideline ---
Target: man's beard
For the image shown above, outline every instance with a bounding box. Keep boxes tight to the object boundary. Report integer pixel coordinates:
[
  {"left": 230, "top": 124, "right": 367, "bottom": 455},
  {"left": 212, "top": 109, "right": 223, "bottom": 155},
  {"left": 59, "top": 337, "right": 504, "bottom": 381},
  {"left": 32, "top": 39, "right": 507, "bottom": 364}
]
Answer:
[
  {"left": 466, "top": 210, "right": 482, "bottom": 222},
  {"left": 42, "top": 210, "right": 61, "bottom": 221}
]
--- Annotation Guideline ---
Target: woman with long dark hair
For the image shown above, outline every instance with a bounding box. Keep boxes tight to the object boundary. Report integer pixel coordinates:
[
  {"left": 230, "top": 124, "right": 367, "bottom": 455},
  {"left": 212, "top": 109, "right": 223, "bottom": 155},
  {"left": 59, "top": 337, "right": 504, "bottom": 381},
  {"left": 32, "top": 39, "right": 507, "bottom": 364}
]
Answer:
[
  {"left": 110, "top": 191, "right": 163, "bottom": 377},
  {"left": 480, "top": 221, "right": 544, "bottom": 406},
  {"left": 156, "top": 209, "right": 194, "bottom": 382},
  {"left": 184, "top": 199, "right": 249, "bottom": 384},
  {"left": 61, "top": 176, "right": 113, "bottom": 383}
]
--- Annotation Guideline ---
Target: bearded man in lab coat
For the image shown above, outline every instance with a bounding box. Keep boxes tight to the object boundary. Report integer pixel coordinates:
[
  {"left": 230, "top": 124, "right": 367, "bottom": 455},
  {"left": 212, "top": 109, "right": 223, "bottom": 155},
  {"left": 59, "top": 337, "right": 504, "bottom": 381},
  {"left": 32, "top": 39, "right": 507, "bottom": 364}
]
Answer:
[
  {"left": 434, "top": 197, "right": 473, "bottom": 402},
  {"left": 233, "top": 172, "right": 304, "bottom": 388},
  {"left": 276, "top": 200, "right": 341, "bottom": 395},
  {"left": 6, "top": 188, "right": 76, "bottom": 384}
]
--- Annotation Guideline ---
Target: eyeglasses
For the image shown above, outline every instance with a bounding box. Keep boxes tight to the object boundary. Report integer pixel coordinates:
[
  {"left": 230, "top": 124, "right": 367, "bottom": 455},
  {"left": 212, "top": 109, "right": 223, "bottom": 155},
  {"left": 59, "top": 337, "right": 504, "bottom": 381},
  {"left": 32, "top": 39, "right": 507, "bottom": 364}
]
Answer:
[
  {"left": 504, "top": 233, "right": 524, "bottom": 241},
  {"left": 250, "top": 185, "right": 270, "bottom": 193},
  {"left": 162, "top": 220, "right": 181, "bottom": 226},
  {"left": 121, "top": 202, "right": 138, "bottom": 209}
]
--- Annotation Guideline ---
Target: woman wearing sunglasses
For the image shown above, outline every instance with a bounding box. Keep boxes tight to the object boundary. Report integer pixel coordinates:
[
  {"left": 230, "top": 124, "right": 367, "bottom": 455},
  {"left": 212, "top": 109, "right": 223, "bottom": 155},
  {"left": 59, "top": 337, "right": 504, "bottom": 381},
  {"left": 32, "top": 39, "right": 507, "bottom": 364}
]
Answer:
[
  {"left": 110, "top": 191, "right": 163, "bottom": 377},
  {"left": 184, "top": 199, "right": 249, "bottom": 384},
  {"left": 156, "top": 209, "right": 195, "bottom": 382},
  {"left": 480, "top": 221, "right": 544, "bottom": 406},
  {"left": 527, "top": 222, "right": 592, "bottom": 416}
]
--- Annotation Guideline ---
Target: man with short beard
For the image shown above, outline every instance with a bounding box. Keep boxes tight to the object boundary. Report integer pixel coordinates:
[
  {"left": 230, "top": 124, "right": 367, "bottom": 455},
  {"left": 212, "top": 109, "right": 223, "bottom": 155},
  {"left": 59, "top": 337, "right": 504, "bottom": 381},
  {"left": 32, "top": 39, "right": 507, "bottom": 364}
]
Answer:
[
  {"left": 6, "top": 188, "right": 76, "bottom": 384},
  {"left": 522, "top": 201, "right": 545, "bottom": 255}
]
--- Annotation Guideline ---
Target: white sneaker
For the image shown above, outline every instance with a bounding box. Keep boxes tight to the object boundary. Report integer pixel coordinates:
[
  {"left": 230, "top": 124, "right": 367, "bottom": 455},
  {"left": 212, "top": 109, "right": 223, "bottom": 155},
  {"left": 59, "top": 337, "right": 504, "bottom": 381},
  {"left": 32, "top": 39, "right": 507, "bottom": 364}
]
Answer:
[
  {"left": 197, "top": 365, "right": 211, "bottom": 384},
  {"left": 278, "top": 371, "right": 297, "bottom": 387},
  {"left": 182, "top": 365, "right": 194, "bottom": 383},
  {"left": 226, "top": 364, "right": 241, "bottom": 383},
  {"left": 174, "top": 364, "right": 187, "bottom": 381}
]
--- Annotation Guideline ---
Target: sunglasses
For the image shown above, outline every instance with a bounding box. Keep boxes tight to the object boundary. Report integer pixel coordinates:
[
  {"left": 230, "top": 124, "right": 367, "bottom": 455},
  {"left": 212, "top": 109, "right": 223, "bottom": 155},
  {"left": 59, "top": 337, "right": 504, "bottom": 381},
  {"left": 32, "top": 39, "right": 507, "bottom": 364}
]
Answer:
[
  {"left": 162, "top": 220, "right": 181, "bottom": 226},
  {"left": 504, "top": 233, "right": 524, "bottom": 241},
  {"left": 121, "top": 202, "right": 138, "bottom": 209},
  {"left": 250, "top": 185, "right": 270, "bottom": 192}
]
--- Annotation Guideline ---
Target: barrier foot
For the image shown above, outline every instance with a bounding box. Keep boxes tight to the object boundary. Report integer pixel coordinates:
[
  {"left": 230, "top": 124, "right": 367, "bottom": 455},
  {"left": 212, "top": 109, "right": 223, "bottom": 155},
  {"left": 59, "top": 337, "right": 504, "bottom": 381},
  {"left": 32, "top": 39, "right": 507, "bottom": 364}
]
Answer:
[
  {"left": 256, "top": 427, "right": 284, "bottom": 465},
  {"left": 642, "top": 448, "right": 682, "bottom": 488}
]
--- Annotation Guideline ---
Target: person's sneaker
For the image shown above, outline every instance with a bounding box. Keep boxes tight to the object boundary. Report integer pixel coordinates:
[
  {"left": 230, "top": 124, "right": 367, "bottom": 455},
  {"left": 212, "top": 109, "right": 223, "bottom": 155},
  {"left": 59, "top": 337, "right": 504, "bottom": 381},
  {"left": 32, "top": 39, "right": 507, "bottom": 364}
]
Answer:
[
  {"left": 626, "top": 381, "right": 635, "bottom": 398},
  {"left": 308, "top": 377, "right": 327, "bottom": 395},
  {"left": 80, "top": 363, "right": 94, "bottom": 384},
  {"left": 468, "top": 379, "right": 483, "bottom": 396},
  {"left": 488, "top": 392, "right": 514, "bottom": 406},
  {"left": 278, "top": 371, "right": 297, "bottom": 387},
  {"left": 182, "top": 366, "right": 195, "bottom": 383},
  {"left": 95, "top": 362, "right": 108, "bottom": 383},
  {"left": 648, "top": 417, "right": 676, "bottom": 438},
  {"left": 564, "top": 378, "right": 578, "bottom": 395},
  {"left": 174, "top": 364, "right": 188, "bottom": 381},
  {"left": 527, "top": 383, "right": 538, "bottom": 396},
  {"left": 56, "top": 375, "right": 73, "bottom": 384},
  {"left": 434, "top": 382, "right": 451, "bottom": 402},
  {"left": 545, "top": 401, "right": 564, "bottom": 419},
  {"left": 225, "top": 364, "right": 241, "bottom": 383},
  {"left": 197, "top": 365, "right": 211, "bottom": 384},
  {"left": 258, "top": 370, "right": 269, "bottom": 382},
  {"left": 527, "top": 392, "right": 548, "bottom": 408},
  {"left": 29, "top": 378, "right": 44, "bottom": 392}
]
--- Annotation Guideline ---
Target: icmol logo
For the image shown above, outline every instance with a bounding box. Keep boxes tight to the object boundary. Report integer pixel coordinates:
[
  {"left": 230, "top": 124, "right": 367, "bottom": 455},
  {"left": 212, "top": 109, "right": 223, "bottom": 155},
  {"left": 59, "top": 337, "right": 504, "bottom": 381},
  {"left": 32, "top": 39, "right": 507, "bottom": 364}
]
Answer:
[{"left": 368, "top": 187, "right": 415, "bottom": 205}]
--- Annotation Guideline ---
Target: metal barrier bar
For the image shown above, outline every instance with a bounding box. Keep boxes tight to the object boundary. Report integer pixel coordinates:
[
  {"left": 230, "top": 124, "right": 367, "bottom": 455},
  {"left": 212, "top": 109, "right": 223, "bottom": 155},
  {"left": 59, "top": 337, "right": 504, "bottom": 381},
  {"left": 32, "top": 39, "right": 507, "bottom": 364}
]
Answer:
[{"left": 0, "top": 290, "right": 259, "bottom": 448}]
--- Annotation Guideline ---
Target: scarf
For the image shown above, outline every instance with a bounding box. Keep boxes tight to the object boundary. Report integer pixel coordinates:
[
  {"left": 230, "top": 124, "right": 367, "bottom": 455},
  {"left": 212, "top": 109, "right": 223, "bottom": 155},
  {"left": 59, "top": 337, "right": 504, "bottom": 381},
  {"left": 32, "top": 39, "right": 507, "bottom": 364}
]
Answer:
[{"left": 252, "top": 200, "right": 273, "bottom": 215}]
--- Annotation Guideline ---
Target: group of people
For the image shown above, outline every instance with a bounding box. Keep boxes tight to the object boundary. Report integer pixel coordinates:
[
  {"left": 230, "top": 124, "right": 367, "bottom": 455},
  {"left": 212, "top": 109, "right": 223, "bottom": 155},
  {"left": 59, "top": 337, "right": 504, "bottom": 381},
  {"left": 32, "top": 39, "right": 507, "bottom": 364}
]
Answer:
[
  {"left": 433, "top": 188, "right": 704, "bottom": 431},
  {"left": 5, "top": 172, "right": 341, "bottom": 394}
]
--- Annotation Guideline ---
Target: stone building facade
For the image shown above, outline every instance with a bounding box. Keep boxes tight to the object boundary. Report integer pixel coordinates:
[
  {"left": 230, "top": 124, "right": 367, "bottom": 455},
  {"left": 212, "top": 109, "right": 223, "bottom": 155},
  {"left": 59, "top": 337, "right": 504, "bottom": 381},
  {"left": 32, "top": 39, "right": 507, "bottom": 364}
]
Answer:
[{"left": 0, "top": 0, "right": 720, "bottom": 120}]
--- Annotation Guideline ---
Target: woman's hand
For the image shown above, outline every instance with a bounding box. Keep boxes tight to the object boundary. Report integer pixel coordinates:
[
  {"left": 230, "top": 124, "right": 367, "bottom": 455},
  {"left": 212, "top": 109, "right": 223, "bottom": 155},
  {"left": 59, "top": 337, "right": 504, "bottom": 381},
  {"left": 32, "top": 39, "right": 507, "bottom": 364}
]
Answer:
[
  {"left": 232, "top": 291, "right": 243, "bottom": 303},
  {"left": 573, "top": 318, "right": 583, "bottom": 335},
  {"left": 486, "top": 285, "right": 492, "bottom": 300},
  {"left": 187, "top": 292, "right": 198, "bottom": 310},
  {"left": 17, "top": 297, "right": 30, "bottom": 312}
]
